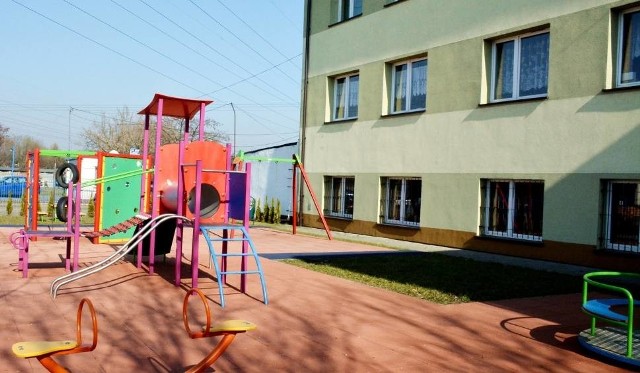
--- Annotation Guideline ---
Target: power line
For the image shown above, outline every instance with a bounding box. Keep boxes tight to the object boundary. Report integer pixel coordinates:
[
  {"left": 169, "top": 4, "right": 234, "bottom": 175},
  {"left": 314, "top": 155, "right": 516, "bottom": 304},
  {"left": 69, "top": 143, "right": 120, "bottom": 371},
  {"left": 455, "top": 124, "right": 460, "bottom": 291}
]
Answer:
[{"left": 9, "top": 0, "right": 209, "bottom": 95}]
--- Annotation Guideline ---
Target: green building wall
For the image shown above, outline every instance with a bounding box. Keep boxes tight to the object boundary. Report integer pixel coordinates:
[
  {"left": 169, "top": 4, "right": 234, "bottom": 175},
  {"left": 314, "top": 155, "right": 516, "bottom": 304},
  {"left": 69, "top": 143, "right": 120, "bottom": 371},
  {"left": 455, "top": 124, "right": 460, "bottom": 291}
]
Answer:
[{"left": 300, "top": 0, "right": 640, "bottom": 270}]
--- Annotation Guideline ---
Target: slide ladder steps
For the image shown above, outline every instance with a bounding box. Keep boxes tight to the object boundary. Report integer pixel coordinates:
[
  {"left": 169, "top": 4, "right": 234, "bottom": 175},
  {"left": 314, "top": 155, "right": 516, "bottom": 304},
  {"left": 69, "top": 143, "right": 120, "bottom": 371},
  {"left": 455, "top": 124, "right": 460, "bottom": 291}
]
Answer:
[{"left": 200, "top": 225, "right": 268, "bottom": 308}]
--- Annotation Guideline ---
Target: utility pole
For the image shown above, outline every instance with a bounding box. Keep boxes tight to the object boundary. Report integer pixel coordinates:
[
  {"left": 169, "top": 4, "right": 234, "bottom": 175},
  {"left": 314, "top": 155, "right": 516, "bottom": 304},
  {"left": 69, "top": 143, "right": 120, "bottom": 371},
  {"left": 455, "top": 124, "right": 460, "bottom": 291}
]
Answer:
[
  {"left": 230, "top": 102, "right": 236, "bottom": 156},
  {"left": 68, "top": 107, "right": 75, "bottom": 155}
]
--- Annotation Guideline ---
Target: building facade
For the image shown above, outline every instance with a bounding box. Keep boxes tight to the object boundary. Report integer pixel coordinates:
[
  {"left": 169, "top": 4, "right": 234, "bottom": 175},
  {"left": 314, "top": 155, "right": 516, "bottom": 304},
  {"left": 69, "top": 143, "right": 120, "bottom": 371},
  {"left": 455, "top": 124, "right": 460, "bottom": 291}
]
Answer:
[{"left": 299, "top": 0, "right": 640, "bottom": 270}]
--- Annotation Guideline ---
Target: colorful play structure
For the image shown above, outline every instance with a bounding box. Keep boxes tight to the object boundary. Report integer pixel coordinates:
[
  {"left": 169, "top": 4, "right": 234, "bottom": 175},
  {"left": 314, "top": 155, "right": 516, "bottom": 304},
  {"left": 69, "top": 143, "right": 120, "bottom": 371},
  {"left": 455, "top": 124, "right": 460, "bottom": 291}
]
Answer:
[
  {"left": 580, "top": 271, "right": 640, "bottom": 367},
  {"left": 12, "top": 289, "right": 255, "bottom": 372},
  {"left": 12, "top": 93, "right": 269, "bottom": 308}
]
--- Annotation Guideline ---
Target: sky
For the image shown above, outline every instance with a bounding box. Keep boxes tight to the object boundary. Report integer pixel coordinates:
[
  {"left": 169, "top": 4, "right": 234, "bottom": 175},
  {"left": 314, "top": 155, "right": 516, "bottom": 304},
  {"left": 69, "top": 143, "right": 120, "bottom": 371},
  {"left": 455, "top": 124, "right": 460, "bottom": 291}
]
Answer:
[{"left": 1, "top": 0, "right": 304, "bottom": 153}]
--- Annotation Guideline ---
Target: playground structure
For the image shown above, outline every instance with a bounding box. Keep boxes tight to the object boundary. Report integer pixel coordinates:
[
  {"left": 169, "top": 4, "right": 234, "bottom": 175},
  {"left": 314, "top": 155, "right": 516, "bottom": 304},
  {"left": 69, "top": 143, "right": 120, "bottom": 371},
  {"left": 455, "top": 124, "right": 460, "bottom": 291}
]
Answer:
[
  {"left": 579, "top": 271, "right": 640, "bottom": 367},
  {"left": 24, "top": 148, "right": 150, "bottom": 243},
  {"left": 235, "top": 151, "right": 333, "bottom": 240},
  {"left": 12, "top": 290, "right": 255, "bottom": 372},
  {"left": 38, "top": 93, "right": 268, "bottom": 307}
]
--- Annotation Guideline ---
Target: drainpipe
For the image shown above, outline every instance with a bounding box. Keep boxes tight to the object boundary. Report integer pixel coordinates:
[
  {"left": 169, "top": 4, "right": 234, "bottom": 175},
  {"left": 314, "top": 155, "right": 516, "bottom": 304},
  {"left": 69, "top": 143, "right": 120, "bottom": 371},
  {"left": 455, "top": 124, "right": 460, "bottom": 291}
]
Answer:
[{"left": 298, "top": 0, "right": 312, "bottom": 225}]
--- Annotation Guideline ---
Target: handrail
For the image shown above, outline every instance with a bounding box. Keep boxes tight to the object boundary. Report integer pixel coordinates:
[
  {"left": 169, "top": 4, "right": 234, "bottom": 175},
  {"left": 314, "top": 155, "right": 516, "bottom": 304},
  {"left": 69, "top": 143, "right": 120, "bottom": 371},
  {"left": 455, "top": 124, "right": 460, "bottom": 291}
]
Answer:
[{"left": 582, "top": 271, "right": 639, "bottom": 358}]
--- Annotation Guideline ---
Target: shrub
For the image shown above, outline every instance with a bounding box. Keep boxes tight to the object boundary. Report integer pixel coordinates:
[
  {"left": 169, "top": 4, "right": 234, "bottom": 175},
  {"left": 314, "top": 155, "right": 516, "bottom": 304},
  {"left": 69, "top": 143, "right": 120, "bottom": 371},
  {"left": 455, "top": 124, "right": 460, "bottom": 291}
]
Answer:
[
  {"left": 20, "top": 191, "right": 27, "bottom": 217},
  {"left": 275, "top": 199, "right": 281, "bottom": 224},
  {"left": 47, "top": 189, "right": 55, "bottom": 218},
  {"left": 6, "top": 192, "right": 13, "bottom": 215},
  {"left": 88, "top": 194, "right": 95, "bottom": 218},
  {"left": 262, "top": 198, "right": 268, "bottom": 223},
  {"left": 254, "top": 198, "right": 262, "bottom": 222}
]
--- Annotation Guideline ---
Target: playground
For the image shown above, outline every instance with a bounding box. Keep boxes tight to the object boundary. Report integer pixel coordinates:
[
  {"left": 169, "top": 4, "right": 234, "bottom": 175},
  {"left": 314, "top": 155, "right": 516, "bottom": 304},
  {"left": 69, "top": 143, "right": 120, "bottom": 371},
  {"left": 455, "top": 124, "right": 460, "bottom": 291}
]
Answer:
[
  {"left": 0, "top": 225, "right": 632, "bottom": 372},
  {"left": 2, "top": 93, "right": 636, "bottom": 371}
]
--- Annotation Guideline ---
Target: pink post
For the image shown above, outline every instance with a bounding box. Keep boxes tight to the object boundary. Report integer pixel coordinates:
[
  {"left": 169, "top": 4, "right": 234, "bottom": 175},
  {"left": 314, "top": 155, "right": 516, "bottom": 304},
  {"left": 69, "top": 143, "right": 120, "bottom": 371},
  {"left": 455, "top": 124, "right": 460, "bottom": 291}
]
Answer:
[
  {"left": 199, "top": 102, "right": 205, "bottom": 140},
  {"left": 241, "top": 162, "right": 252, "bottom": 292},
  {"left": 191, "top": 160, "right": 203, "bottom": 288},
  {"left": 73, "top": 182, "right": 81, "bottom": 272},
  {"left": 148, "top": 99, "right": 164, "bottom": 274},
  {"left": 175, "top": 140, "right": 186, "bottom": 286},
  {"left": 138, "top": 114, "right": 151, "bottom": 268}
]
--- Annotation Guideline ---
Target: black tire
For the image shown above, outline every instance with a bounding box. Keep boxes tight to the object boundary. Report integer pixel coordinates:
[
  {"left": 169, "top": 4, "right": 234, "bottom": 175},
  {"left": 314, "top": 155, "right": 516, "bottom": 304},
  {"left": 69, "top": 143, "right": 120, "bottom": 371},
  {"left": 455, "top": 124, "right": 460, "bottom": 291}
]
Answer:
[
  {"left": 55, "top": 162, "right": 80, "bottom": 188},
  {"left": 56, "top": 196, "right": 75, "bottom": 222}
]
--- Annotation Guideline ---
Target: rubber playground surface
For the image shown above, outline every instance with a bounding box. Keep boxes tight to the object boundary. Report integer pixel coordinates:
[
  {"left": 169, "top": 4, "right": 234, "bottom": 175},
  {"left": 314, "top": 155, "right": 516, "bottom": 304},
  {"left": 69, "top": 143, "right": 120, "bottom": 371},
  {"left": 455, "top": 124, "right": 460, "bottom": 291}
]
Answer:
[{"left": 0, "top": 226, "right": 631, "bottom": 372}]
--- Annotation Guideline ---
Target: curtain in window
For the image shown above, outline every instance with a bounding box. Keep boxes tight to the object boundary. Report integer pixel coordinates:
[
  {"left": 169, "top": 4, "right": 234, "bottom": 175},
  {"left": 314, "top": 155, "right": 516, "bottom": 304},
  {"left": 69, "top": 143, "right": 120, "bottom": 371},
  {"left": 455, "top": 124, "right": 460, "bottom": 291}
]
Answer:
[
  {"left": 519, "top": 33, "right": 549, "bottom": 96},
  {"left": 334, "top": 78, "right": 346, "bottom": 119},
  {"left": 410, "top": 60, "right": 427, "bottom": 110},
  {"left": 344, "top": 178, "right": 354, "bottom": 216},
  {"left": 348, "top": 75, "right": 359, "bottom": 118},
  {"left": 404, "top": 178, "right": 421, "bottom": 224},
  {"left": 393, "top": 64, "right": 407, "bottom": 112},
  {"left": 331, "top": 178, "right": 342, "bottom": 213},
  {"left": 387, "top": 179, "right": 402, "bottom": 221},
  {"left": 609, "top": 182, "right": 640, "bottom": 246},
  {"left": 489, "top": 181, "right": 509, "bottom": 233},
  {"left": 622, "top": 11, "right": 640, "bottom": 84},
  {"left": 494, "top": 41, "right": 514, "bottom": 99}
]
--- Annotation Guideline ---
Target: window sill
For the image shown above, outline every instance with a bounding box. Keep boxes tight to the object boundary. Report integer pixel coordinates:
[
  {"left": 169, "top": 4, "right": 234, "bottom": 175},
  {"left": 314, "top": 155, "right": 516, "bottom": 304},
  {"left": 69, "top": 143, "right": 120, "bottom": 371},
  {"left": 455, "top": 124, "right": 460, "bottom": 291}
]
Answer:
[
  {"left": 479, "top": 96, "right": 547, "bottom": 107},
  {"left": 477, "top": 234, "right": 544, "bottom": 246},
  {"left": 602, "top": 84, "right": 640, "bottom": 94},
  {"left": 324, "top": 118, "right": 357, "bottom": 125},
  {"left": 325, "top": 215, "right": 353, "bottom": 221},
  {"left": 384, "top": 0, "right": 408, "bottom": 8},
  {"left": 377, "top": 222, "right": 420, "bottom": 230},
  {"left": 380, "top": 109, "right": 425, "bottom": 119},
  {"left": 328, "top": 14, "right": 362, "bottom": 27}
]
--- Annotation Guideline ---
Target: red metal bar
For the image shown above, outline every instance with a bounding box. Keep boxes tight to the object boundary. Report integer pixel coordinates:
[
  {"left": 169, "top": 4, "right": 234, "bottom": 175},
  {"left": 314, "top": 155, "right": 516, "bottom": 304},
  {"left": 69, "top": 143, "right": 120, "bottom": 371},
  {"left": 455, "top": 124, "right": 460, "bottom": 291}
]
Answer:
[
  {"left": 294, "top": 156, "right": 332, "bottom": 240},
  {"left": 192, "top": 160, "right": 203, "bottom": 288}
]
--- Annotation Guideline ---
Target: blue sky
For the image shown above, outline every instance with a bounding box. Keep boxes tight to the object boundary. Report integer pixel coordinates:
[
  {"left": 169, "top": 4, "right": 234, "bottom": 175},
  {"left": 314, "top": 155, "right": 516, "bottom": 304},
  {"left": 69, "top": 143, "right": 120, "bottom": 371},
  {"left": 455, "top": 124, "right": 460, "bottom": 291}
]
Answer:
[{"left": 1, "top": 0, "right": 303, "bottom": 152}]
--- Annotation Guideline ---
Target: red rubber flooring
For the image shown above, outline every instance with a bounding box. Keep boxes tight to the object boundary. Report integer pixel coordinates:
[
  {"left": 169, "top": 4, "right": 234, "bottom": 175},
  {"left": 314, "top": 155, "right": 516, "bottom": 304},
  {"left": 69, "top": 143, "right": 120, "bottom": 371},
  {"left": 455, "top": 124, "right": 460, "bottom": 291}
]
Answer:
[{"left": 0, "top": 226, "right": 632, "bottom": 372}]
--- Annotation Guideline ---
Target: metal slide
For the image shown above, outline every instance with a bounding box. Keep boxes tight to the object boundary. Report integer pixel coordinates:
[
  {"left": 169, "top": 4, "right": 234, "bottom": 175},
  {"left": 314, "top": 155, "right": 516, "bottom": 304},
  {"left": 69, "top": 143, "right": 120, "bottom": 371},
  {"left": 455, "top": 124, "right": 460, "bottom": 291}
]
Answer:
[{"left": 50, "top": 213, "right": 191, "bottom": 298}]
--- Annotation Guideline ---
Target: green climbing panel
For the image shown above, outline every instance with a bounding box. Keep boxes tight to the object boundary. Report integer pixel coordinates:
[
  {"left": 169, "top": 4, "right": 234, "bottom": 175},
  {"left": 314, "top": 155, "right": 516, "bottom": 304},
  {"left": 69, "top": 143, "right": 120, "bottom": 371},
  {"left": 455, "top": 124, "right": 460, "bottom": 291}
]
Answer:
[{"left": 97, "top": 156, "right": 144, "bottom": 243}]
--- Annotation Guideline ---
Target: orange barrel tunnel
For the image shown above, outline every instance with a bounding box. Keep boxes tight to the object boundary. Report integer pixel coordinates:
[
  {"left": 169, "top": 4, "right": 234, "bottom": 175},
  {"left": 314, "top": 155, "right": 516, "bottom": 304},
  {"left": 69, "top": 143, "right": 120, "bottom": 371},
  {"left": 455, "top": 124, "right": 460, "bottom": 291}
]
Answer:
[{"left": 156, "top": 141, "right": 227, "bottom": 224}]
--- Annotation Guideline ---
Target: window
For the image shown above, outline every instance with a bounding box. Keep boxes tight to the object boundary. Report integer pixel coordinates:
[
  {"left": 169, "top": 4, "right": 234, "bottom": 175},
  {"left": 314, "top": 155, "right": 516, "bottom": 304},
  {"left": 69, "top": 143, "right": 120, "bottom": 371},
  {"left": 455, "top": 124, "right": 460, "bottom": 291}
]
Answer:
[
  {"left": 617, "top": 7, "right": 640, "bottom": 87},
  {"left": 491, "top": 30, "right": 549, "bottom": 102},
  {"left": 337, "top": 0, "right": 363, "bottom": 22},
  {"left": 480, "top": 179, "right": 544, "bottom": 241},
  {"left": 333, "top": 74, "right": 359, "bottom": 120},
  {"left": 380, "top": 177, "right": 421, "bottom": 226},
  {"left": 390, "top": 58, "right": 427, "bottom": 113},
  {"left": 601, "top": 180, "right": 640, "bottom": 253},
  {"left": 324, "top": 176, "right": 354, "bottom": 219}
]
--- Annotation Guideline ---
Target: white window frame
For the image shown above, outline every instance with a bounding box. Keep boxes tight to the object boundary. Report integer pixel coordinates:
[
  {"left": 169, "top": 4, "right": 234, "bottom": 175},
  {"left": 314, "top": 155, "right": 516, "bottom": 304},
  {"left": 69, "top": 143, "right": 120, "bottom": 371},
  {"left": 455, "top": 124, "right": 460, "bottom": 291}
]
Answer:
[
  {"left": 338, "top": 0, "right": 363, "bottom": 21},
  {"left": 332, "top": 73, "right": 359, "bottom": 121},
  {"left": 482, "top": 179, "right": 544, "bottom": 242},
  {"left": 490, "top": 30, "right": 550, "bottom": 103},
  {"left": 616, "top": 6, "right": 640, "bottom": 87},
  {"left": 602, "top": 180, "right": 640, "bottom": 253},
  {"left": 324, "top": 176, "right": 354, "bottom": 219},
  {"left": 390, "top": 58, "right": 427, "bottom": 114},
  {"left": 382, "top": 177, "right": 421, "bottom": 227}
]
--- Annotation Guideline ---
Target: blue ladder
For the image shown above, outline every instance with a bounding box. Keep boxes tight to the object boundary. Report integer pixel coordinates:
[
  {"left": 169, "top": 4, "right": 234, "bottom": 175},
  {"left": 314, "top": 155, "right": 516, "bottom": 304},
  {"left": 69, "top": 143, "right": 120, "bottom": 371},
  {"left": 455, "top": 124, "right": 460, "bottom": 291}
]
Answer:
[{"left": 200, "top": 224, "right": 268, "bottom": 308}]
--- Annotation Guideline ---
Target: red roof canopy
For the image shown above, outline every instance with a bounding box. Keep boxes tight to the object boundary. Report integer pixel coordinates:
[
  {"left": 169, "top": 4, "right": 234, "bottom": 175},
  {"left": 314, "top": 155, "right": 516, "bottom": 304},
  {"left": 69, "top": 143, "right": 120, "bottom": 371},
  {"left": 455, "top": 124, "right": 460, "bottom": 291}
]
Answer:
[{"left": 138, "top": 93, "right": 213, "bottom": 120}]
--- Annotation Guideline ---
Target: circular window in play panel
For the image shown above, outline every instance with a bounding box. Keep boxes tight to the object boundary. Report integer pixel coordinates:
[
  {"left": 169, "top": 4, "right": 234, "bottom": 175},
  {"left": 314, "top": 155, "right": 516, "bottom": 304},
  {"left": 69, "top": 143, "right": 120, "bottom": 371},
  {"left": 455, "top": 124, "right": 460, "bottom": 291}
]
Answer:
[{"left": 187, "top": 184, "right": 220, "bottom": 218}]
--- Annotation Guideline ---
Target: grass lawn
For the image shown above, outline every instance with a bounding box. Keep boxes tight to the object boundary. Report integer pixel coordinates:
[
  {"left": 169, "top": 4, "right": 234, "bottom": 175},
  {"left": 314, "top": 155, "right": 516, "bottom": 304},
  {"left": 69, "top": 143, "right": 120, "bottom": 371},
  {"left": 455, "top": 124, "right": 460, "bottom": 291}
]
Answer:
[{"left": 283, "top": 252, "right": 583, "bottom": 304}]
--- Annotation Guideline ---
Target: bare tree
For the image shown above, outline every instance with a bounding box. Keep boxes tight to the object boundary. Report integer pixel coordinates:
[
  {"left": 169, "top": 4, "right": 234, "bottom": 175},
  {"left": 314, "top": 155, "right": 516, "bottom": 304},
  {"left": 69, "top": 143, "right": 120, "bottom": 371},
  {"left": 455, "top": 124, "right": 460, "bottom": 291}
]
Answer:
[{"left": 82, "top": 108, "right": 229, "bottom": 154}]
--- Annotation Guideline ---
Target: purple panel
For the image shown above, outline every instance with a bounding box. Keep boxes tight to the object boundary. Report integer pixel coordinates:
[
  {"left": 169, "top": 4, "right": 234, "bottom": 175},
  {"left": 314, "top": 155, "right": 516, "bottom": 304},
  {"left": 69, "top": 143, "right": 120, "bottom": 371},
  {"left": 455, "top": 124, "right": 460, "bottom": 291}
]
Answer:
[{"left": 228, "top": 172, "right": 247, "bottom": 220}]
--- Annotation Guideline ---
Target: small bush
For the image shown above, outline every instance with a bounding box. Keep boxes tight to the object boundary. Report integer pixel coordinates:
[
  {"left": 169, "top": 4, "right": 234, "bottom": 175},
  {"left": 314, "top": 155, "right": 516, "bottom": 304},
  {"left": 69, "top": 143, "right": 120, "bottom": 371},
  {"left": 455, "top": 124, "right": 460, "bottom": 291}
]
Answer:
[
  {"left": 88, "top": 195, "right": 95, "bottom": 218},
  {"left": 20, "top": 191, "right": 27, "bottom": 217},
  {"left": 47, "top": 189, "right": 55, "bottom": 218},
  {"left": 6, "top": 193, "right": 13, "bottom": 215},
  {"left": 254, "top": 198, "right": 262, "bottom": 222}
]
